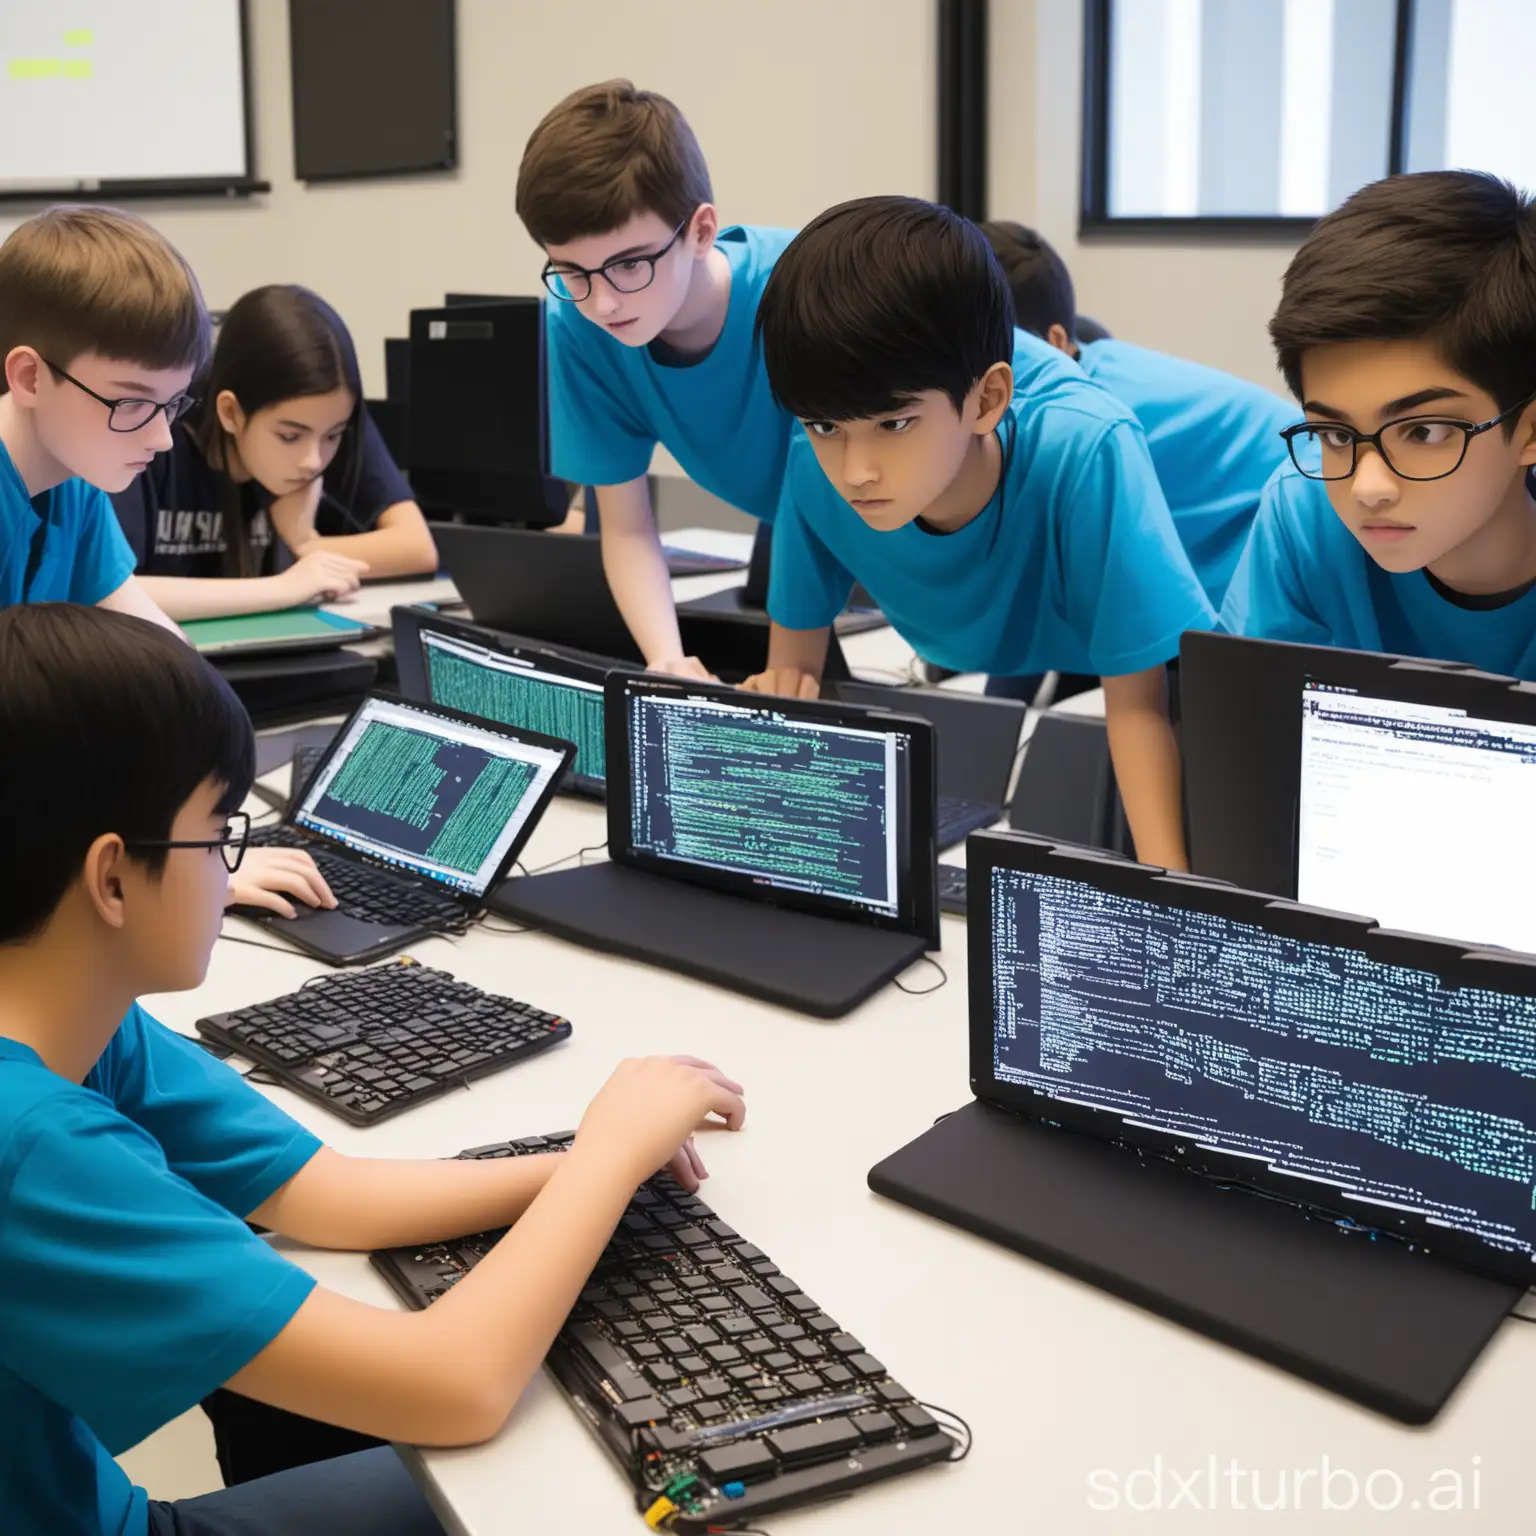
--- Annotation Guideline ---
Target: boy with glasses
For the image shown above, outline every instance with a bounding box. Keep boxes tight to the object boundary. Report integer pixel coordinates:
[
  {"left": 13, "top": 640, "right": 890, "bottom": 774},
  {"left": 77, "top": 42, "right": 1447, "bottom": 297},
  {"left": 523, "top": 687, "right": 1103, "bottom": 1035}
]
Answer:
[
  {"left": 0, "top": 205, "right": 204, "bottom": 631},
  {"left": 0, "top": 602, "right": 746, "bottom": 1536},
  {"left": 1221, "top": 170, "right": 1536, "bottom": 675},
  {"left": 516, "top": 80, "right": 794, "bottom": 679}
]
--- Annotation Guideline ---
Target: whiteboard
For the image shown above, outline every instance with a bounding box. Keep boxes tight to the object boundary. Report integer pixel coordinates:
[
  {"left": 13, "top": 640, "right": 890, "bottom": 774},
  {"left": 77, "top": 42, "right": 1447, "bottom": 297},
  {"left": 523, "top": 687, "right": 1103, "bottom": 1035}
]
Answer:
[{"left": 0, "top": 1, "right": 249, "bottom": 192}]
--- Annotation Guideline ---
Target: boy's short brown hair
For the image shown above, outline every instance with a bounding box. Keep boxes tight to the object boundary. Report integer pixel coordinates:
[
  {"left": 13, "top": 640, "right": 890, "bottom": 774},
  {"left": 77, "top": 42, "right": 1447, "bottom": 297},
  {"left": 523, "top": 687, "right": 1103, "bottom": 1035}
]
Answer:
[
  {"left": 0, "top": 205, "right": 210, "bottom": 395},
  {"left": 515, "top": 79, "right": 713, "bottom": 247}
]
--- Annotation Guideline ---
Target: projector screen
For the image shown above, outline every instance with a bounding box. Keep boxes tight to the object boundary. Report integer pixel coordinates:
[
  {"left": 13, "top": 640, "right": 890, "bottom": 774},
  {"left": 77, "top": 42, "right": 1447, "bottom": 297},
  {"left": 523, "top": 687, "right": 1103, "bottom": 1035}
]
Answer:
[{"left": 0, "top": 1, "right": 251, "bottom": 195}]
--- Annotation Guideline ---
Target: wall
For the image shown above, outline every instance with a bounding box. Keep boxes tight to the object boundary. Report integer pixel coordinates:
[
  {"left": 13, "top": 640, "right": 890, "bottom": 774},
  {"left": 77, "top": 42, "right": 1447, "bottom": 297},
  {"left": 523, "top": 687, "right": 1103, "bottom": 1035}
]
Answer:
[
  {"left": 989, "top": 0, "right": 1302, "bottom": 393},
  {"left": 1, "top": 0, "right": 936, "bottom": 399}
]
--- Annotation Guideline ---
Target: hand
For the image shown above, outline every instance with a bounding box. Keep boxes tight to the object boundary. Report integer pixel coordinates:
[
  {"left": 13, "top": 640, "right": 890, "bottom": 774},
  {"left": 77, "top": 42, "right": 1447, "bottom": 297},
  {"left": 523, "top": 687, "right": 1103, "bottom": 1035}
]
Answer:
[
  {"left": 270, "top": 474, "right": 325, "bottom": 552},
  {"left": 276, "top": 550, "right": 369, "bottom": 607},
  {"left": 226, "top": 847, "right": 337, "bottom": 919},
  {"left": 648, "top": 654, "right": 716, "bottom": 683},
  {"left": 740, "top": 667, "right": 820, "bottom": 699},
  {"left": 574, "top": 1056, "right": 746, "bottom": 1194}
]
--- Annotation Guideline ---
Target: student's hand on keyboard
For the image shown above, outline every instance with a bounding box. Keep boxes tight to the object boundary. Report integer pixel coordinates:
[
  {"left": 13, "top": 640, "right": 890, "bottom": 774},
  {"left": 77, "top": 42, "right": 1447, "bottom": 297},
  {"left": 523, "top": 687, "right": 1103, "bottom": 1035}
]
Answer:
[
  {"left": 647, "top": 654, "right": 716, "bottom": 683},
  {"left": 225, "top": 847, "right": 338, "bottom": 919},
  {"left": 739, "top": 666, "right": 821, "bottom": 700},
  {"left": 275, "top": 549, "right": 370, "bottom": 607},
  {"left": 574, "top": 1055, "right": 746, "bottom": 1194}
]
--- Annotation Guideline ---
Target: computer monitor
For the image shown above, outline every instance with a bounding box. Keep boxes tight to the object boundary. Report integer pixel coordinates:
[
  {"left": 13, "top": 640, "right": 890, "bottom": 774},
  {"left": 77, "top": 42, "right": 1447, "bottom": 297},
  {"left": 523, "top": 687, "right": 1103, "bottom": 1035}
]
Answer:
[
  {"left": 606, "top": 673, "right": 939, "bottom": 945},
  {"left": 391, "top": 606, "right": 632, "bottom": 796},
  {"left": 968, "top": 833, "right": 1536, "bottom": 1287},
  {"left": 293, "top": 694, "right": 571, "bottom": 898},
  {"left": 1299, "top": 667, "right": 1536, "bottom": 953}
]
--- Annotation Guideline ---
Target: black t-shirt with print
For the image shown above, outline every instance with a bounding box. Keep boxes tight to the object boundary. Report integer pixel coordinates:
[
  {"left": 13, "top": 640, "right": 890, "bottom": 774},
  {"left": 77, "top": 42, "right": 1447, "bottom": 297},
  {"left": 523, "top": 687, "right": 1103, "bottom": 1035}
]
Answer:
[{"left": 110, "top": 414, "right": 413, "bottom": 578}]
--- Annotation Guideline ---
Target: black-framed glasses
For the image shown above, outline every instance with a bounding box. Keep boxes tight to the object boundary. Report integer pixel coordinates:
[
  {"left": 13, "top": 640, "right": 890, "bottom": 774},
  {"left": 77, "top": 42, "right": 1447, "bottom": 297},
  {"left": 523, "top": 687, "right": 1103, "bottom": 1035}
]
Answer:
[
  {"left": 124, "top": 811, "right": 251, "bottom": 873},
  {"left": 540, "top": 218, "right": 689, "bottom": 302},
  {"left": 44, "top": 358, "right": 199, "bottom": 433},
  {"left": 1281, "top": 388, "right": 1536, "bottom": 483}
]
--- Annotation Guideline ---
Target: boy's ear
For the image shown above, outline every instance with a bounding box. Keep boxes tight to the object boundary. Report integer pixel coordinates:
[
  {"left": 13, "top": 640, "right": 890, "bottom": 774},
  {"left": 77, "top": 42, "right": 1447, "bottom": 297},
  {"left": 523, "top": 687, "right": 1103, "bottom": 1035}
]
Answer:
[
  {"left": 1045, "top": 324, "right": 1075, "bottom": 356},
  {"left": 687, "top": 203, "right": 719, "bottom": 254},
  {"left": 973, "top": 361, "right": 1014, "bottom": 434},
  {"left": 1517, "top": 400, "right": 1536, "bottom": 467},
  {"left": 80, "top": 833, "right": 130, "bottom": 931},
  {"left": 4, "top": 346, "right": 45, "bottom": 405}
]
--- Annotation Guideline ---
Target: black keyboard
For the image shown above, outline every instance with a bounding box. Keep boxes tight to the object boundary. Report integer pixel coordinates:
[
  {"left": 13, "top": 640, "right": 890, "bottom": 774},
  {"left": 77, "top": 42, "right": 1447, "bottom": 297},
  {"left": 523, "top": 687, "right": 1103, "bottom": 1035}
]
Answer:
[
  {"left": 662, "top": 545, "right": 749, "bottom": 577},
  {"left": 248, "top": 825, "right": 465, "bottom": 929},
  {"left": 936, "top": 794, "right": 999, "bottom": 850},
  {"left": 196, "top": 960, "right": 572, "bottom": 1126},
  {"left": 372, "top": 1134, "right": 958, "bottom": 1530},
  {"left": 938, "top": 864, "right": 967, "bottom": 915}
]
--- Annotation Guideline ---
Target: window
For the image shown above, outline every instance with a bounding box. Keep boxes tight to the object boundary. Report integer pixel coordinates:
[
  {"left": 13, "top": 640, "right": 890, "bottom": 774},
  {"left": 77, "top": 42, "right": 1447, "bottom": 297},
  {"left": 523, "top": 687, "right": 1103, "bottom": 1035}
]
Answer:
[{"left": 1082, "top": 0, "right": 1534, "bottom": 231}]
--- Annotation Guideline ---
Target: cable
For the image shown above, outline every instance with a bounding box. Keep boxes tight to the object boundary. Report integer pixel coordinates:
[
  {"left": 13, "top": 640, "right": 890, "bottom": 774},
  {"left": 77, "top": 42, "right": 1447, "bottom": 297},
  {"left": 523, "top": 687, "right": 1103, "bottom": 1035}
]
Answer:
[
  {"left": 919, "top": 1401, "right": 974, "bottom": 1462},
  {"left": 519, "top": 840, "right": 609, "bottom": 877},
  {"left": 893, "top": 955, "right": 948, "bottom": 996},
  {"left": 475, "top": 912, "right": 535, "bottom": 936}
]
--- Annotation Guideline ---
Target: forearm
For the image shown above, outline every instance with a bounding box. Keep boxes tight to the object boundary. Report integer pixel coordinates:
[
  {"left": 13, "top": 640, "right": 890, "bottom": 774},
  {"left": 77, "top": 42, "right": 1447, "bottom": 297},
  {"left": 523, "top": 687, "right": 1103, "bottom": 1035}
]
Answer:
[
  {"left": 766, "top": 621, "right": 831, "bottom": 678},
  {"left": 290, "top": 503, "right": 438, "bottom": 578},
  {"left": 249, "top": 1146, "right": 565, "bottom": 1250},
  {"left": 1103, "top": 672, "right": 1188, "bottom": 870},
  {"left": 137, "top": 573, "right": 294, "bottom": 621},
  {"left": 96, "top": 574, "right": 187, "bottom": 639},
  {"left": 596, "top": 479, "right": 685, "bottom": 665}
]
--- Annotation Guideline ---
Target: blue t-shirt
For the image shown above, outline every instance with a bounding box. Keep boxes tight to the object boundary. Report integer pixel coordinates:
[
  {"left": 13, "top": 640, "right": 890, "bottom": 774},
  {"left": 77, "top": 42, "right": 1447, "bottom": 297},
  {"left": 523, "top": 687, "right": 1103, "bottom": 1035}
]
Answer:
[
  {"left": 1076, "top": 339, "right": 1293, "bottom": 607},
  {"left": 0, "top": 435, "right": 137, "bottom": 608},
  {"left": 0, "top": 1005, "right": 322, "bottom": 1536},
  {"left": 1220, "top": 461, "right": 1536, "bottom": 678},
  {"left": 767, "top": 330, "right": 1215, "bottom": 678},
  {"left": 545, "top": 224, "right": 796, "bottom": 520}
]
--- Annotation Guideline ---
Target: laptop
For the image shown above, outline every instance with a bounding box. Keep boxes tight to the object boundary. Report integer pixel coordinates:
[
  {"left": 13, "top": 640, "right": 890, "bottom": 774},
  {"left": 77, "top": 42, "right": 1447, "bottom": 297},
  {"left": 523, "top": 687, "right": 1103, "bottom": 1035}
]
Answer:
[
  {"left": 492, "top": 673, "right": 939, "bottom": 1016},
  {"left": 392, "top": 605, "right": 635, "bottom": 799},
  {"left": 431, "top": 523, "right": 853, "bottom": 682},
  {"left": 828, "top": 681, "right": 1025, "bottom": 850},
  {"left": 870, "top": 830, "right": 1531, "bottom": 1423},
  {"left": 180, "top": 607, "right": 383, "bottom": 655},
  {"left": 237, "top": 693, "right": 574, "bottom": 965}
]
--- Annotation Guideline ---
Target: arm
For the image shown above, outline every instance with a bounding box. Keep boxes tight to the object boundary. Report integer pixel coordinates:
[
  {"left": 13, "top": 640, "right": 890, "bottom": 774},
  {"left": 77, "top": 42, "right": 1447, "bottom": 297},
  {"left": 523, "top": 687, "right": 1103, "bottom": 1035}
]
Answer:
[
  {"left": 740, "top": 620, "right": 831, "bottom": 698},
  {"left": 595, "top": 476, "right": 709, "bottom": 679},
  {"left": 1102, "top": 666, "right": 1188, "bottom": 871},
  {"left": 273, "top": 498, "right": 439, "bottom": 580},
  {"left": 96, "top": 574, "right": 185, "bottom": 639}
]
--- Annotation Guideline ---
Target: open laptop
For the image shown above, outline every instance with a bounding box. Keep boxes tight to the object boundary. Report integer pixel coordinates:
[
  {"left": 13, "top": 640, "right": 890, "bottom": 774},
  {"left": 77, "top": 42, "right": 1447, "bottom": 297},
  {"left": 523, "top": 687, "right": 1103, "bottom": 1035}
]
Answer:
[
  {"left": 238, "top": 693, "right": 574, "bottom": 965},
  {"left": 869, "top": 830, "right": 1532, "bottom": 1423},
  {"left": 432, "top": 523, "right": 852, "bottom": 682},
  {"left": 492, "top": 673, "right": 939, "bottom": 1016},
  {"left": 392, "top": 605, "right": 633, "bottom": 799}
]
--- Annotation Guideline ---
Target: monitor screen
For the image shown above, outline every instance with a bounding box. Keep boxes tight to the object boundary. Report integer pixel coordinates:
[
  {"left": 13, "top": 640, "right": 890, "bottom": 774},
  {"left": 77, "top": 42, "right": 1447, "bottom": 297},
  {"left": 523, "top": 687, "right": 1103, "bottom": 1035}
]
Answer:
[
  {"left": 1299, "top": 683, "right": 1536, "bottom": 954},
  {"left": 614, "top": 680, "right": 933, "bottom": 935},
  {"left": 983, "top": 853, "right": 1536, "bottom": 1278},
  {"left": 295, "top": 697, "right": 567, "bottom": 896},
  {"left": 420, "top": 626, "right": 607, "bottom": 787}
]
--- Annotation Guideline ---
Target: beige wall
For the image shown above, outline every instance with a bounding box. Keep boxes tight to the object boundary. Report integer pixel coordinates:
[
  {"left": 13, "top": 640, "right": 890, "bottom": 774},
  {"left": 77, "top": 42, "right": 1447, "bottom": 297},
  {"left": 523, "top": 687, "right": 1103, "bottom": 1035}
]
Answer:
[
  {"left": 0, "top": 0, "right": 936, "bottom": 399},
  {"left": 990, "top": 0, "right": 1301, "bottom": 394}
]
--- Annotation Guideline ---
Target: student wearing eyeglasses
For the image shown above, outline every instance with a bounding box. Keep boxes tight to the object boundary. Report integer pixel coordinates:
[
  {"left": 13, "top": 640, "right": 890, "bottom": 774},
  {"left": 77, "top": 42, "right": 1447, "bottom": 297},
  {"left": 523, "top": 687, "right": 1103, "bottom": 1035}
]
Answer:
[
  {"left": 517, "top": 80, "right": 795, "bottom": 679},
  {"left": 1221, "top": 171, "right": 1536, "bottom": 676},
  {"left": 110, "top": 284, "right": 437, "bottom": 622}
]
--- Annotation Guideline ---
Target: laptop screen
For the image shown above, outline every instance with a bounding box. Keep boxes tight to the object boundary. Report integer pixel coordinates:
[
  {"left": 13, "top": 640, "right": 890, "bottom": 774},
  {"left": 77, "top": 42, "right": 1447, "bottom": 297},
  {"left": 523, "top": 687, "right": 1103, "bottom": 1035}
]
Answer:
[
  {"left": 1299, "top": 682, "right": 1536, "bottom": 953},
  {"left": 419, "top": 626, "right": 608, "bottom": 787},
  {"left": 613, "top": 678, "right": 935, "bottom": 936},
  {"left": 294, "top": 697, "right": 568, "bottom": 897},
  {"left": 982, "top": 847, "right": 1536, "bottom": 1279}
]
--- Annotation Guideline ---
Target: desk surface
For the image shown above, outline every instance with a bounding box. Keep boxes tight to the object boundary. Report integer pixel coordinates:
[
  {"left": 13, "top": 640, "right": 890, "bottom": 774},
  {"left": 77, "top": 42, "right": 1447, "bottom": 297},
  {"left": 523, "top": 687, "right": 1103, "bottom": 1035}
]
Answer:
[{"left": 140, "top": 574, "right": 1530, "bottom": 1534}]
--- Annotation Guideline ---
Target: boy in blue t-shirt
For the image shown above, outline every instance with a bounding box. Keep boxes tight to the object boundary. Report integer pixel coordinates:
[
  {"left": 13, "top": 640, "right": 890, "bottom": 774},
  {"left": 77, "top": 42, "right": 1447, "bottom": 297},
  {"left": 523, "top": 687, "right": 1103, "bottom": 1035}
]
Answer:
[
  {"left": 983, "top": 220, "right": 1292, "bottom": 609},
  {"left": 1220, "top": 170, "right": 1536, "bottom": 675},
  {"left": 0, "top": 604, "right": 746, "bottom": 1536},
  {"left": 744, "top": 197, "right": 1214, "bottom": 870},
  {"left": 515, "top": 80, "right": 793, "bottom": 678}
]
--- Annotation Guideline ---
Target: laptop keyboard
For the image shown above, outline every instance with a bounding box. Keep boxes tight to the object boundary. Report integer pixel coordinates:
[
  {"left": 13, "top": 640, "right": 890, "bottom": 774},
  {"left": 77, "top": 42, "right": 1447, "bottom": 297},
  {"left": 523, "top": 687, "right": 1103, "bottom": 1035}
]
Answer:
[
  {"left": 195, "top": 960, "right": 572, "bottom": 1126},
  {"left": 938, "top": 864, "right": 967, "bottom": 915},
  {"left": 372, "top": 1133, "right": 957, "bottom": 1528},
  {"left": 249, "top": 825, "right": 465, "bottom": 928},
  {"left": 936, "top": 794, "right": 999, "bottom": 849}
]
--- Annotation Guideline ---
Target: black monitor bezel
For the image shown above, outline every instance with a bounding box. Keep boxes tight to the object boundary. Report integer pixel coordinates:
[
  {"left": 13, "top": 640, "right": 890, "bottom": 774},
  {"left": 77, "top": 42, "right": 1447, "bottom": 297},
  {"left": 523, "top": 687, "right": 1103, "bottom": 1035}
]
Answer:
[
  {"left": 286, "top": 689, "right": 575, "bottom": 904},
  {"left": 967, "top": 829, "right": 1536, "bottom": 1288},
  {"left": 607, "top": 673, "right": 939, "bottom": 946}
]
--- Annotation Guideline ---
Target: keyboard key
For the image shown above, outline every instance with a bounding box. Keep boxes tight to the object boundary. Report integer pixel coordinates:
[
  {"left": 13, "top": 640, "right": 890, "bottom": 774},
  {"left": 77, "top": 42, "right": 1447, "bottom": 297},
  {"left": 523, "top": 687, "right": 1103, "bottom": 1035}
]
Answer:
[
  {"left": 784, "top": 1294, "right": 817, "bottom": 1314},
  {"left": 709, "top": 1265, "right": 746, "bottom": 1286},
  {"left": 767, "top": 1417, "right": 861, "bottom": 1465},
  {"left": 766, "top": 1275, "right": 798, "bottom": 1296},
  {"left": 704, "top": 1343, "right": 742, "bottom": 1365},
  {"left": 726, "top": 1364, "right": 758, "bottom": 1382},
  {"left": 743, "top": 1337, "right": 776, "bottom": 1358},
  {"left": 645, "top": 1362, "right": 680, "bottom": 1386},
  {"left": 693, "top": 1247, "right": 726, "bottom": 1265},
  {"left": 732, "top": 1286, "right": 773, "bottom": 1311},
  {"left": 853, "top": 1411, "right": 898, "bottom": 1443},
  {"left": 698, "top": 1442, "right": 776, "bottom": 1485},
  {"left": 706, "top": 1220, "right": 738, "bottom": 1241},
  {"left": 632, "top": 1342, "right": 662, "bottom": 1360},
  {"left": 693, "top": 1375, "right": 730, "bottom": 1399},
  {"left": 897, "top": 1405, "right": 939, "bottom": 1438},
  {"left": 677, "top": 1354, "right": 709, "bottom": 1374},
  {"left": 821, "top": 1364, "right": 854, "bottom": 1386},
  {"left": 770, "top": 1323, "right": 805, "bottom": 1342},
  {"left": 682, "top": 1324, "right": 719, "bottom": 1347},
  {"left": 782, "top": 1371, "right": 821, "bottom": 1394},
  {"left": 876, "top": 1381, "right": 911, "bottom": 1404},
  {"left": 847, "top": 1354, "right": 886, "bottom": 1378},
  {"left": 665, "top": 1388, "right": 699, "bottom": 1409},
  {"left": 750, "top": 1386, "right": 786, "bottom": 1404},
  {"left": 829, "top": 1334, "right": 864, "bottom": 1355},
  {"left": 719, "top": 1316, "right": 756, "bottom": 1337},
  {"left": 659, "top": 1335, "right": 687, "bottom": 1356},
  {"left": 570, "top": 1324, "right": 649, "bottom": 1402},
  {"left": 763, "top": 1351, "right": 796, "bottom": 1372},
  {"left": 791, "top": 1339, "right": 824, "bottom": 1361},
  {"left": 804, "top": 1313, "right": 840, "bottom": 1334},
  {"left": 615, "top": 1397, "right": 666, "bottom": 1428}
]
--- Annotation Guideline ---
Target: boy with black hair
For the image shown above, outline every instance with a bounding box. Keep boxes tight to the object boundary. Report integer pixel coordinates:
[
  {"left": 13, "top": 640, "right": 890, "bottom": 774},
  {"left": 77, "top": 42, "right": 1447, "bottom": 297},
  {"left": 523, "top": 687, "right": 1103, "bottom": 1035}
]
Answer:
[
  {"left": 516, "top": 80, "right": 794, "bottom": 678},
  {"left": 744, "top": 196, "right": 1213, "bottom": 869},
  {"left": 0, "top": 604, "right": 745, "bottom": 1536},
  {"left": 982, "top": 219, "right": 1291, "bottom": 608},
  {"left": 1221, "top": 170, "right": 1536, "bottom": 673},
  {"left": 0, "top": 205, "right": 200, "bottom": 629}
]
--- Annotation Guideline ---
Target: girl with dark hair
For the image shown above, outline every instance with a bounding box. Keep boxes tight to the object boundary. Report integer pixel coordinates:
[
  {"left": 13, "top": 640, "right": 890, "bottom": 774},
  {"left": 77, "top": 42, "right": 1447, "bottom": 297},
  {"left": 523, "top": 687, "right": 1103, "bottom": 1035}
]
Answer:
[{"left": 111, "top": 284, "right": 437, "bottom": 621}]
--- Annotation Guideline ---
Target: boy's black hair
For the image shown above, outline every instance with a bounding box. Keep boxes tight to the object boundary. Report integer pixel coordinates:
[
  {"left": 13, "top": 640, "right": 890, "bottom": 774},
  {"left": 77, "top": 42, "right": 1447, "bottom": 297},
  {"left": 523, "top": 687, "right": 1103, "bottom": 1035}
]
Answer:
[
  {"left": 755, "top": 196, "right": 1016, "bottom": 421},
  {"left": 1272, "top": 170, "right": 1536, "bottom": 429},
  {"left": 979, "top": 220, "right": 1077, "bottom": 341},
  {"left": 0, "top": 605, "right": 254, "bottom": 944}
]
